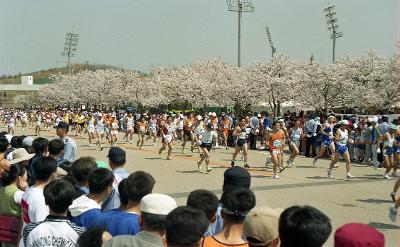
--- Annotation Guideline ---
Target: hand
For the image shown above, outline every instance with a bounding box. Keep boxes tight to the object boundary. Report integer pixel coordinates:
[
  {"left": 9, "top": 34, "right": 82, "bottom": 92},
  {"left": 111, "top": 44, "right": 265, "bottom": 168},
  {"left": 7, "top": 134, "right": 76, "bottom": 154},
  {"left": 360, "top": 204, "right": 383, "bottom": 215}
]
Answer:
[
  {"left": 376, "top": 148, "right": 381, "bottom": 154},
  {"left": 17, "top": 179, "right": 28, "bottom": 191}
]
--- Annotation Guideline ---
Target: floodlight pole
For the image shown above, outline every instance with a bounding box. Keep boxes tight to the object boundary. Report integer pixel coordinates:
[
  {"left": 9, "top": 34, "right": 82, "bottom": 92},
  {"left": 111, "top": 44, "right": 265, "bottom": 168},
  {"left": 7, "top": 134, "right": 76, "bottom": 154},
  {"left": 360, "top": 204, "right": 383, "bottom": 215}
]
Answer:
[
  {"left": 265, "top": 26, "right": 276, "bottom": 58},
  {"left": 324, "top": 4, "right": 342, "bottom": 64},
  {"left": 227, "top": 0, "right": 254, "bottom": 67},
  {"left": 62, "top": 32, "right": 79, "bottom": 75}
]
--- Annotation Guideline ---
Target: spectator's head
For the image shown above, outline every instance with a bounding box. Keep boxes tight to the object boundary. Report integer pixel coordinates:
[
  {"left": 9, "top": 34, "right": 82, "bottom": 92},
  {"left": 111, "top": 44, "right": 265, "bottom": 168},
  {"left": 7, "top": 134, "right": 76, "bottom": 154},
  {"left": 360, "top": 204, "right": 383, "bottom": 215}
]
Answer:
[
  {"left": 118, "top": 179, "right": 128, "bottom": 205},
  {"left": 9, "top": 148, "right": 35, "bottom": 166},
  {"left": 71, "top": 157, "right": 97, "bottom": 187},
  {"left": 107, "top": 147, "right": 126, "bottom": 168},
  {"left": 125, "top": 171, "right": 156, "bottom": 204},
  {"left": 16, "top": 135, "right": 26, "bottom": 148},
  {"left": 10, "top": 136, "right": 19, "bottom": 148},
  {"left": 0, "top": 163, "right": 27, "bottom": 187},
  {"left": 32, "top": 137, "right": 49, "bottom": 155},
  {"left": 48, "top": 139, "right": 65, "bottom": 158},
  {"left": 77, "top": 227, "right": 112, "bottom": 247},
  {"left": 221, "top": 189, "right": 256, "bottom": 225},
  {"left": 166, "top": 206, "right": 209, "bottom": 247},
  {"left": 0, "top": 137, "right": 9, "bottom": 153},
  {"left": 88, "top": 168, "right": 114, "bottom": 200},
  {"left": 33, "top": 156, "right": 58, "bottom": 183},
  {"left": 279, "top": 205, "right": 332, "bottom": 247},
  {"left": 187, "top": 189, "right": 218, "bottom": 223},
  {"left": 21, "top": 136, "right": 34, "bottom": 153},
  {"left": 56, "top": 122, "right": 70, "bottom": 138},
  {"left": 44, "top": 179, "right": 75, "bottom": 214},
  {"left": 243, "top": 207, "right": 282, "bottom": 247},
  {"left": 223, "top": 166, "right": 251, "bottom": 194},
  {"left": 334, "top": 223, "right": 384, "bottom": 247},
  {"left": 140, "top": 193, "right": 177, "bottom": 234}
]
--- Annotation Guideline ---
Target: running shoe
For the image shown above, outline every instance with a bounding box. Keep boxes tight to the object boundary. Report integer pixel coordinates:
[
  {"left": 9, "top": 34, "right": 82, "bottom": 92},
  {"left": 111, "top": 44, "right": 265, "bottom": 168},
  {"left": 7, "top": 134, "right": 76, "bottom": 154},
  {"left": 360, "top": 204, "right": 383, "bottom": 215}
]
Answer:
[
  {"left": 244, "top": 163, "right": 250, "bottom": 168},
  {"left": 327, "top": 169, "right": 333, "bottom": 179},
  {"left": 391, "top": 192, "right": 397, "bottom": 202},
  {"left": 384, "top": 173, "right": 391, "bottom": 179},
  {"left": 389, "top": 206, "right": 398, "bottom": 222},
  {"left": 206, "top": 166, "right": 212, "bottom": 173},
  {"left": 286, "top": 159, "right": 293, "bottom": 168},
  {"left": 100, "top": 147, "right": 104, "bottom": 151},
  {"left": 231, "top": 161, "right": 235, "bottom": 167},
  {"left": 159, "top": 148, "right": 163, "bottom": 154},
  {"left": 313, "top": 158, "right": 317, "bottom": 167},
  {"left": 272, "top": 174, "right": 280, "bottom": 179},
  {"left": 89, "top": 144, "right": 92, "bottom": 147},
  {"left": 346, "top": 173, "right": 354, "bottom": 179},
  {"left": 182, "top": 150, "right": 186, "bottom": 154}
]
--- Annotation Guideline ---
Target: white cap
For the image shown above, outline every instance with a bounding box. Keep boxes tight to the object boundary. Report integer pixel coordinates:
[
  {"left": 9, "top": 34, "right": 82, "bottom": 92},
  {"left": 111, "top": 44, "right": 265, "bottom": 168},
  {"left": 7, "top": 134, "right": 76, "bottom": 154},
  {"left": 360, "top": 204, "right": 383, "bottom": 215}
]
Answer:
[
  {"left": 340, "top": 120, "right": 349, "bottom": 125},
  {"left": 212, "top": 112, "right": 217, "bottom": 117},
  {"left": 140, "top": 193, "right": 177, "bottom": 215},
  {"left": 371, "top": 116, "right": 379, "bottom": 123},
  {"left": 197, "top": 115, "right": 203, "bottom": 120},
  {"left": 22, "top": 136, "right": 34, "bottom": 146},
  {"left": 208, "top": 112, "right": 212, "bottom": 116},
  {"left": 257, "top": 114, "right": 261, "bottom": 118},
  {"left": 4, "top": 134, "right": 12, "bottom": 143}
]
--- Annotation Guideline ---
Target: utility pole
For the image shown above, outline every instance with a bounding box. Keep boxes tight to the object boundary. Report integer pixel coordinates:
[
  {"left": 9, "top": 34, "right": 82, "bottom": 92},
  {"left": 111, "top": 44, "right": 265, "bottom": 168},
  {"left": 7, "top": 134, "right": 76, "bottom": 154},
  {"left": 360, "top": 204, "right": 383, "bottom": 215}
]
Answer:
[
  {"left": 226, "top": 0, "right": 254, "bottom": 67},
  {"left": 324, "top": 4, "right": 342, "bottom": 63},
  {"left": 62, "top": 32, "right": 79, "bottom": 74}
]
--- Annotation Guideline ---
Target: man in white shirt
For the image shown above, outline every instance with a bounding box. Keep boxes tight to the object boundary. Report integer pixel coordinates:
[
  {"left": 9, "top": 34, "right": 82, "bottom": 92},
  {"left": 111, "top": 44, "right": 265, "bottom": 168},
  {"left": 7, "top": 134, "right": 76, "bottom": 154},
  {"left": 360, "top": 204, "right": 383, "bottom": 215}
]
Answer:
[{"left": 21, "top": 157, "right": 57, "bottom": 226}]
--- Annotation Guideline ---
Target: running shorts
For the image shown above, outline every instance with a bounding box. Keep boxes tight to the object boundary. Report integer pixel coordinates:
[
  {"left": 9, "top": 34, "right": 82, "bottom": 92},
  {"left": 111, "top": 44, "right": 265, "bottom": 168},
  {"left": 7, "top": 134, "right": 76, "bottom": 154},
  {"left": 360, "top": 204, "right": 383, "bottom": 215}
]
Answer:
[
  {"left": 335, "top": 144, "right": 348, "bottom": 155},
  {"left": 384, "top": 147, "right": 394, "bottom": 157},
  {"left": 236, "top": 139, "right": 247, "bottom": 147},
  {"left": 200, "top": 143, "right": 212, "bottom": 151},
  {"left": 184, "top": 130, "right": 193, "bottom": 138}
]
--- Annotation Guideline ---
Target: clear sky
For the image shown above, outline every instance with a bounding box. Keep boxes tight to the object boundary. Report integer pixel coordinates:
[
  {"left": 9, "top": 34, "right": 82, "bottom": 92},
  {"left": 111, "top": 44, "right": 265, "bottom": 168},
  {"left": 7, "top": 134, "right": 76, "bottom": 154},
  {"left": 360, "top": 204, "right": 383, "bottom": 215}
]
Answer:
[{"left": 1, "top": 0, "right": 399, "bottom": 75}]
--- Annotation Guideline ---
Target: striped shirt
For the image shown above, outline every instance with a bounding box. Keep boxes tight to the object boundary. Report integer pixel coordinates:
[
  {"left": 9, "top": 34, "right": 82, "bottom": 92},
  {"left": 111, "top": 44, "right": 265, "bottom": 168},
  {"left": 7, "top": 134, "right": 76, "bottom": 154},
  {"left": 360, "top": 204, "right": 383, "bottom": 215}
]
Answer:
[{"left": 22, "top": 215, "right": 85, "bottom": 247}]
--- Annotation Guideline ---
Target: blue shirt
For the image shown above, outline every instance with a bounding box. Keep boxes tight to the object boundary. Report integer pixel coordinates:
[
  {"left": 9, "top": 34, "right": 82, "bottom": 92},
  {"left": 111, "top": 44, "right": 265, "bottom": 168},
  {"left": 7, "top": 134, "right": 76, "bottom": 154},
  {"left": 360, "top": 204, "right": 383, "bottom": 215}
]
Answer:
[
  {"left": 263, "top": 117, "right": 272, "bottom": 129},
  {"left": 205, "top": 203, "right": 223, "bottom": 236},
  {"left": 71, "top": 208, "right": 101, "bottom": 228},
  {"left": 94, "top": 209, "right": 140, "bottom": 236}
]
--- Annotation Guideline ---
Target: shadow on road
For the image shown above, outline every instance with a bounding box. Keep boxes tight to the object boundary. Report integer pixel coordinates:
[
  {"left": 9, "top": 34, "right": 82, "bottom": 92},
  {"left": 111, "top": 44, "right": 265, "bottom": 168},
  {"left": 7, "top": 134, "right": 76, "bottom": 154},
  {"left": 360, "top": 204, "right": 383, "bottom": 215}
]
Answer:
[
  {"left": 357, "top": 199, "right": 392, "bottom": 204},
  {"left": 369, "top": 222, "right": 400, "bottom": 231}
]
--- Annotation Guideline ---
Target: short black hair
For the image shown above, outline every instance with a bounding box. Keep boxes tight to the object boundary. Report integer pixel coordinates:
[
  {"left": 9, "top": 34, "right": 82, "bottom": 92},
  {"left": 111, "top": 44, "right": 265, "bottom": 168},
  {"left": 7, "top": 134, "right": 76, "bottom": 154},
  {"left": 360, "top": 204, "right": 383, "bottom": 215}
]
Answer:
[
  {"left": 118, "top": 179, "right": 128, "bottom": 205},
  {"left": 48, "top": 139, "right": 64, "bottom": 155},
  {"left": 10, "top": 136, "right": 19, "bottom": 148},
  {"left": 88, "top": 168, "right": 114, "bottom": 194},
  {"left": 77, "top": 227, "right": 108, "bottom": 247},
  {"left": 44, "top": 179, "right": 75, "bottom": 213},
  {"left": 279, "top": 205, "right": 332, "bottom": 247},
  {"left": 142, "top": 212, "right": 167, "bottom": 232},
  {"left": 125, "top": 171, "right": 155, "bottom": 203},
  {"left": 16, "top": 135, "right": 26, "bottom": 148},
  {"left": 166, "top": 206, "right": 209, "bottom": 246},
  {"left": 72, "top": 157, "right": 97, "bottom": 184},
  {"left": 33, "top": 156, "right": 57, "bottom": 181},
  {"left": 0, "top": 137, "right": 9, "bottom": 153},
  {"left": 32, "top": 137, "right": 49, "bottom": 154},
  {"left": 221, "top": 189, "right": 256, "bottom": 224},
  {"left": 187, "top": 190, "right": 219, "bottom": 221}
]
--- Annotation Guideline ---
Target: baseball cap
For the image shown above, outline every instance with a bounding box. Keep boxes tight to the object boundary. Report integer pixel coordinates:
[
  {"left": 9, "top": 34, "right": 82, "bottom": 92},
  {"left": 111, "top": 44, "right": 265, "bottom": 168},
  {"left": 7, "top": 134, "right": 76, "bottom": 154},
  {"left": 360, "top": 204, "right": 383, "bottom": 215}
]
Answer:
[
  {"left": 212, "top": 112, "right": 217, "bottom": 117},
  {"left": 57, "top": 122, "right": 69, "bottom": 131},
  {"left": 140, "top": 193, "right": 177, "bottom": 215},
  {"left": 243, "top": 207, "right": 283, "bottom": 246},
  {"left": 334, "top": 223, "right": 384, "bottom": 247},
  {"left": 223, "top": 167, "right": 251, "bottom": 192},
  {"left": 340, "top": 120, "right": 349, "bottom": 125},
  {"left": 107, "top": 147, "right": 126, "bottom": 165},
  {"left": 22, "top": 136, "right": 34, "bottom": 147}
]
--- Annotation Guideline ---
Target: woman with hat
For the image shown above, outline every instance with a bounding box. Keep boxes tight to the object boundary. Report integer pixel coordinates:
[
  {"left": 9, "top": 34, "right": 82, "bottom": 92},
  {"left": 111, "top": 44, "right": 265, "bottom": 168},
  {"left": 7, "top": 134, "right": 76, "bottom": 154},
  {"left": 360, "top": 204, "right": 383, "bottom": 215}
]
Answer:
[
  {"left": 196, "top": 123, "right": 214, "bottom": 173},
  {"left": 328, "top": 120, "right": 354, "bottom": 179},
  {"left": 377, "top": 124, "right": 398, "bottom": 179}
]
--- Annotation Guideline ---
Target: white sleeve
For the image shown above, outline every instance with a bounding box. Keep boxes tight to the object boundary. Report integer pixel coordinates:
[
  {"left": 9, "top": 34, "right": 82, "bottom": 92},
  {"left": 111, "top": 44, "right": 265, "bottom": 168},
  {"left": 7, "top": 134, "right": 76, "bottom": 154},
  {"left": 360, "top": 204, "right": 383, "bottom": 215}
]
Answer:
[{"left": 14, "top": 190, "right": 24, "bottom": 204}]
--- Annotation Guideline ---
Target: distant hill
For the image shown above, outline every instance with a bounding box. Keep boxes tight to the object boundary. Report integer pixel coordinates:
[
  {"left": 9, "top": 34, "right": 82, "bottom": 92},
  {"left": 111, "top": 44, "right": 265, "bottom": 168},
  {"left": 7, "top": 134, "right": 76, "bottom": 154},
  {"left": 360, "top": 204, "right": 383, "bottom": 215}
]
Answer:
[{"left": 0, "top": 63, "right": 125, "bottom": 85}]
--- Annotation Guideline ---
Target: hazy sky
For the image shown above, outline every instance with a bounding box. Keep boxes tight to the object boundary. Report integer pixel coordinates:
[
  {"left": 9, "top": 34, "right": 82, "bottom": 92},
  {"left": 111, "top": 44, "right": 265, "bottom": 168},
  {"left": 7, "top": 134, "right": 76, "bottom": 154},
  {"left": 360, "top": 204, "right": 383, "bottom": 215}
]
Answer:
[{"left": 1, "top": 0, "right": 399, "bottom": 75}]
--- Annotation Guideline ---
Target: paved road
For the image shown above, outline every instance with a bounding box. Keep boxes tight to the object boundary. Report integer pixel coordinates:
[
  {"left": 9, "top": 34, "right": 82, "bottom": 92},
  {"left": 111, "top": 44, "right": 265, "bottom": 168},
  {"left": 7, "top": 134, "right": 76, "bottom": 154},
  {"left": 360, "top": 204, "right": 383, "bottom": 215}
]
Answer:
[{"left": 5, "top": 126, "right": 400, "bottom": 246}]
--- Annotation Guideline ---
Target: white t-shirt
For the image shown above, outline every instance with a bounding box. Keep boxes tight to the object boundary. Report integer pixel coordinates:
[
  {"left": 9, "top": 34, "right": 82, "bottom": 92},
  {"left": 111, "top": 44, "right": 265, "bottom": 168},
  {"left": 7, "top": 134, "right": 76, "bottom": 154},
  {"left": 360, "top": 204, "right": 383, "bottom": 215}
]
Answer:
[{"left": 21, "top": 187, "right": 49, "bottom": 225}]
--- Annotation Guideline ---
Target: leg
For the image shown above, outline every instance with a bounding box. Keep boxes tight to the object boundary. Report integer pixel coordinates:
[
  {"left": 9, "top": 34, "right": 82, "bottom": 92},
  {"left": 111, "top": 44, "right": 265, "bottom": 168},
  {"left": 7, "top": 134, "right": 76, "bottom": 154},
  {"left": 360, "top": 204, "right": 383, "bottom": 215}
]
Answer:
[
  {"left": 271, "top": 152, "right": 280, "bottom": 178},
  {"left": 242, "top": 144, "right": 249, "bottom": 167},
  {"left": 167, "top": 142, "right": 173, "bottom": 159},
  {"left": 342, "top": 151, "right": 353, "bottom": 177}
]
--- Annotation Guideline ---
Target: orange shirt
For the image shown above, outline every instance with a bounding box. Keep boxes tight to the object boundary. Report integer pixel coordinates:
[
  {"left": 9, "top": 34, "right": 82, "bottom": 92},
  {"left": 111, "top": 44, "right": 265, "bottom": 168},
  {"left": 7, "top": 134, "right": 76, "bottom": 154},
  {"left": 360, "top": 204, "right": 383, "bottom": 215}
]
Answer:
[
  {"left": 268, "top": 130, "right": 285, "bottom": 150},
  {"left": 202, "top": 236, "right": 248, "bottom": 247},
  {"left": 220, "top": 120, "right": 231, "bottom": 131}
]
